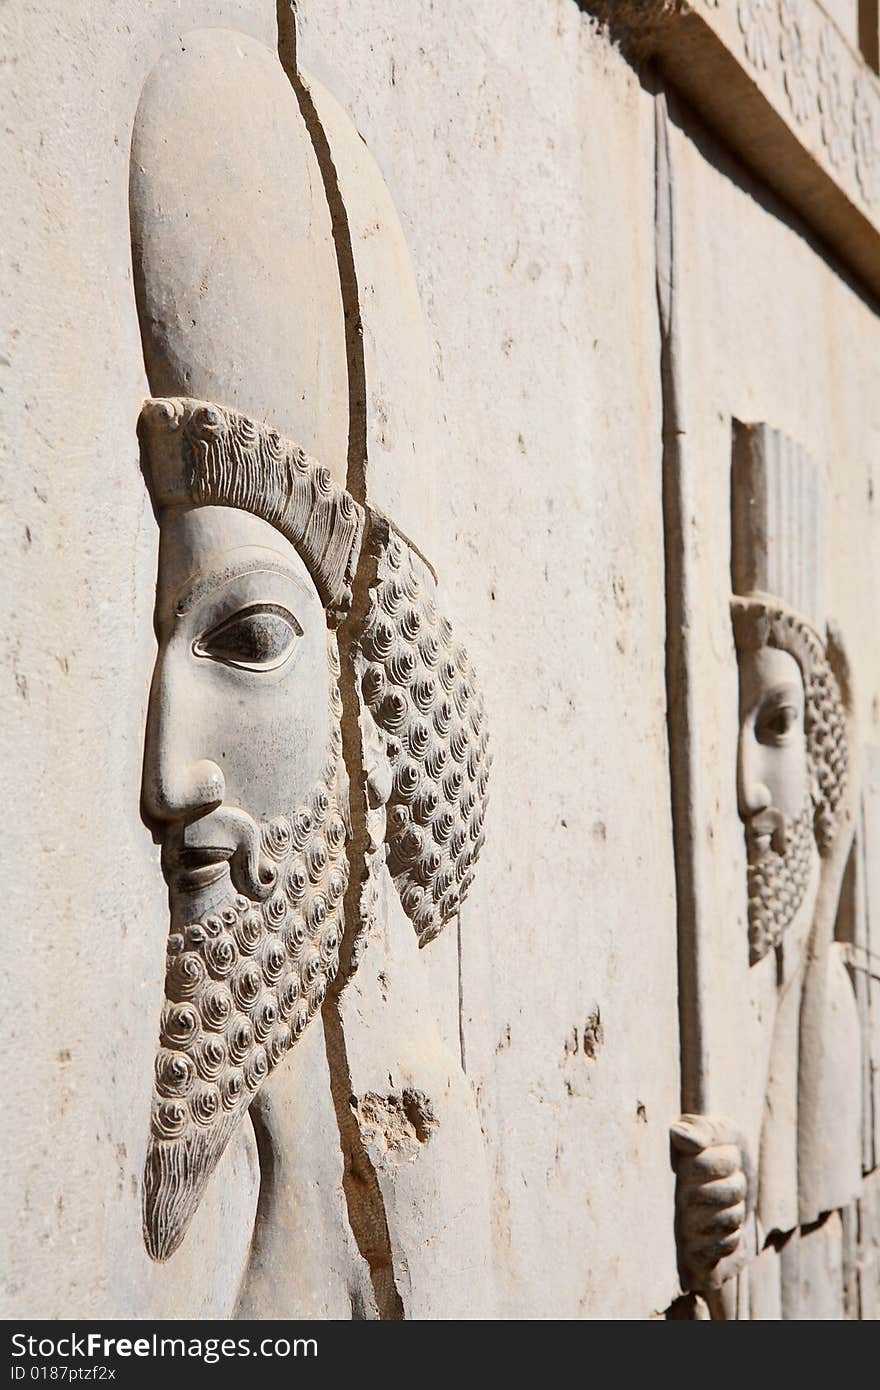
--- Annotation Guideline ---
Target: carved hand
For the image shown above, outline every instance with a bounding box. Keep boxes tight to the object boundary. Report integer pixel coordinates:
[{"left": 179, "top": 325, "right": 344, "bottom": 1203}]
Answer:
[{"left": 670, "top": 1114, "right": 752, "bottom": 1292}]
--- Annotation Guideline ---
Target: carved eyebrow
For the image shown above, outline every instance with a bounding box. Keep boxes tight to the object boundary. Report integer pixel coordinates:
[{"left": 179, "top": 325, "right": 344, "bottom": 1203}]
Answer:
[
  {"left": 174, "top": 556, "right": 315, "bottom": 616},
  {"left": 759, "top": 682, "right": 803, "bottom": 705}
]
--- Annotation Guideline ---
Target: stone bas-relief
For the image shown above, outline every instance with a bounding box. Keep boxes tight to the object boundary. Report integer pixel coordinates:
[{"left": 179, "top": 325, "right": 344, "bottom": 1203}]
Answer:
[
  {"left": 138, "top": 397, "right": 491, "bottom": 1266},
  {"left": 671, "top": 424, "right": 861, "bottom": 1318},
  {"left": 734, "top": 602, "right": 847, "bottom": 965},
  {"left": 139, "top": 398, "right": 357, "bottom": 1259},
  {"left": 126, "top": 27, "right": 492, "bottom": 1306},
  {"left": 357, "top": 522, "right": 490, "bottom": 948}
]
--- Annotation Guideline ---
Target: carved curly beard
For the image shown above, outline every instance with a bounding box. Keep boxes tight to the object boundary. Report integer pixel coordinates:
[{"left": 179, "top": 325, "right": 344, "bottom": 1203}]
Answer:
[
  {"left": 143, "top": 732, "right": 349, "bottom": 1261},
  {"left": 746, "top": 797, "right": 814, "bottom": 966}
]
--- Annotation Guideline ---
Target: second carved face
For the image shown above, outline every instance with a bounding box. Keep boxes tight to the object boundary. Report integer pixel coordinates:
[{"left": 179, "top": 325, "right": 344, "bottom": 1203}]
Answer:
[{"left": 736, "top": 643, "right": 816, "bottom": 964}]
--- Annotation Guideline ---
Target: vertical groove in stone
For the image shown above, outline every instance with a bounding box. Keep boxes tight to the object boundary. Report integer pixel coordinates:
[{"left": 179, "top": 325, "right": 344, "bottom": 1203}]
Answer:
[
  {"left": 275, "top": 2, "right": 405, "bottom": 1319},
  {"left": 457, "top": 911, "right": 467, "bottom": 1075},
  {"left": 654, "top": 88, "right": 706, "bottom": 1119}
]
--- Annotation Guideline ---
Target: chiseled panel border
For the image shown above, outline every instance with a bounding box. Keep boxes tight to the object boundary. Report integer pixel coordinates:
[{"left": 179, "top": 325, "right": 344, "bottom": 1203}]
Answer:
[{"left": 587, "top": 0, "right": 880, "bottom": 296}]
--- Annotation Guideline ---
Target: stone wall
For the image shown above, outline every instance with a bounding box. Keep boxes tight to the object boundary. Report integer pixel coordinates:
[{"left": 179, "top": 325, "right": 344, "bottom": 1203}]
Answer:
[{"left": 2, "top": 0, "right": 878, "bottom": 1319}]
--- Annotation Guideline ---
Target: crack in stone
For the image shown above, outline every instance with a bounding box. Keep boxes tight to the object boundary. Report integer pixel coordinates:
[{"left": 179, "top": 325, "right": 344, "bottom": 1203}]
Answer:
[{"left": 276, "top": 2, "right": 405, "bottom": 1320}]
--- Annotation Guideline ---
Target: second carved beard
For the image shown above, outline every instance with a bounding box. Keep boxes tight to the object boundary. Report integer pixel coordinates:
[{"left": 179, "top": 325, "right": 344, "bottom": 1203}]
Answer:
[
  {"left": 746, "top": 795, "right": 815, "bottom": 966},
  {"left": 144, "top": 673, "right": 349, "bottom": 1261}
]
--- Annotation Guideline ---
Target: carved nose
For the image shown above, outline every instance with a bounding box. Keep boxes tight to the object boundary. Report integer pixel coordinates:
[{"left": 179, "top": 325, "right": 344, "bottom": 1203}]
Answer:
[
  {"left": 141, "top": 665, "right": 225, "bottom": 826},
  {"left": 142, "top": 756, "right": 226, "bottom": 826},
  {"left": 737, "top": 731, "right": 771, "bottom": 823}
]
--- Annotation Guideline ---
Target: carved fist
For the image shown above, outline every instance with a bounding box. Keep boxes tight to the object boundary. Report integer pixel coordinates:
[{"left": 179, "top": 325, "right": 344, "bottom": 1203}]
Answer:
[{"left": 670, "top": 1115, "right": 752, "bottom": 1292}]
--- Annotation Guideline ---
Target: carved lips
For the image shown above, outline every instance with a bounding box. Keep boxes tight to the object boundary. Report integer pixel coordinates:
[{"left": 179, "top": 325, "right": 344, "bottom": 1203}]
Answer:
[
  {"left": 161, "top": 806, "right": 278, "bottom": 921},
  {"left": 164, "top": 841, "right": 232, "bottom": 892},
  {"left": 744, "top": 797, "right": 814, "bottom": 965},
  {"left": 743, "top": 808, "right": 787, "bottom": 858}
]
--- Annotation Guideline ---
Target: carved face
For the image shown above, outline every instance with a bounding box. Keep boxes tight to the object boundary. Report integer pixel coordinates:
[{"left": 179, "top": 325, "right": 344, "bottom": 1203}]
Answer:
[
  {"left": 141, "top": 504, "right": 349, "bottom": 1260},
  {"left": 737, "top": 646, "right": 808, "bottom": 835},
  {"left": 142, "top": 505, "right": 336, "bottom": 919},
  {"left": 736, "top": 645, "right": 815, "bottom": 963},
  {"left": 136, "top": 397, "right": 492, "bottom": 1257}
]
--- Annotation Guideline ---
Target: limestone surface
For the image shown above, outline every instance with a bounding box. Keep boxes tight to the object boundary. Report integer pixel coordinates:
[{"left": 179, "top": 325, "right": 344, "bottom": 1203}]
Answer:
[{"left": 3, "top": 0, "right": 879, "bottom": 1322}]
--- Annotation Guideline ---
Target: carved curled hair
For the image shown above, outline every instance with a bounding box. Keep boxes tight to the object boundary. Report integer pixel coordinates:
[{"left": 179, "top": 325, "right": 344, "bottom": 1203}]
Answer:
[
  {"left": 359, "top": 524, "right": 491, "bottom": 945},
  {"left": 138, "top": 397, "right": 364, "bottom": 617},
  {"left": 730, "top": 597, "right": 848, "bottom": 854}
]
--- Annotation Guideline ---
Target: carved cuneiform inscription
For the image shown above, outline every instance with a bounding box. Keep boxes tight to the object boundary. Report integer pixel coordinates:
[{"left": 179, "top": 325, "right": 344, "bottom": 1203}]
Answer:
[
  {"left": 737, "top": 0, "right": 772, "bottom": 72},
  {"left": 360, "top": 527, "right": 491, "bottom": 945},
  {"left": 586, "top": 0, "right": 880, "bottom": 294},
  {"left": 144, "top": 650, "right": 349, "bottom": 1261},
  {"left": 817, "top": 17, "right": 850, "bottom": 169},
  {"left": 733, "top": 0, "right": 880, "bottom": 201},
  {"left": 854, "top": 72, "right": 880, "bottom": 202},
  {"left": 779, "top": 0, "right": 813, "bottom": 125}
]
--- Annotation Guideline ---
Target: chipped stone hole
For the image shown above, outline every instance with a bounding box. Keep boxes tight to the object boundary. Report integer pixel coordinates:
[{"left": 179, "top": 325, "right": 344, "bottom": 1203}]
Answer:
[
  {"left": 564, "top": 1005, "right": 604, "bottom": 1060},
  {"left": 583, "top": 1006, "right": 604, "bottom": 1059},
  {"left": 350, "top": 1087, "right": 438, "bottom": 1168}
]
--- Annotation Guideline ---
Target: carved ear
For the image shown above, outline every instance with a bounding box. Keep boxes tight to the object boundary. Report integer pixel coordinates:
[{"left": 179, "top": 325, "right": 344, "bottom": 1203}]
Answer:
[{"left": 356, "top": 519, "right": 491, "bottom": 945}]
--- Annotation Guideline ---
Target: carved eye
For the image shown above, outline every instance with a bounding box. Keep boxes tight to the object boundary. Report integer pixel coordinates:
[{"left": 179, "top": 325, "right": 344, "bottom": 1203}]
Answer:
[
  {"left": 757, "top": 702, "right": 800, "bottom": 745},
  {"left": 195, "top": 604, "right": 303, "bottom": 672}
]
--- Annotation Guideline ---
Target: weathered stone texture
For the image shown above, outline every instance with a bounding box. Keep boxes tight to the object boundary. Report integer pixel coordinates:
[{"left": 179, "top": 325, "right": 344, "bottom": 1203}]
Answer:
[{"left": 2, "top": 0, "right": 878, "bottom": 1320}]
